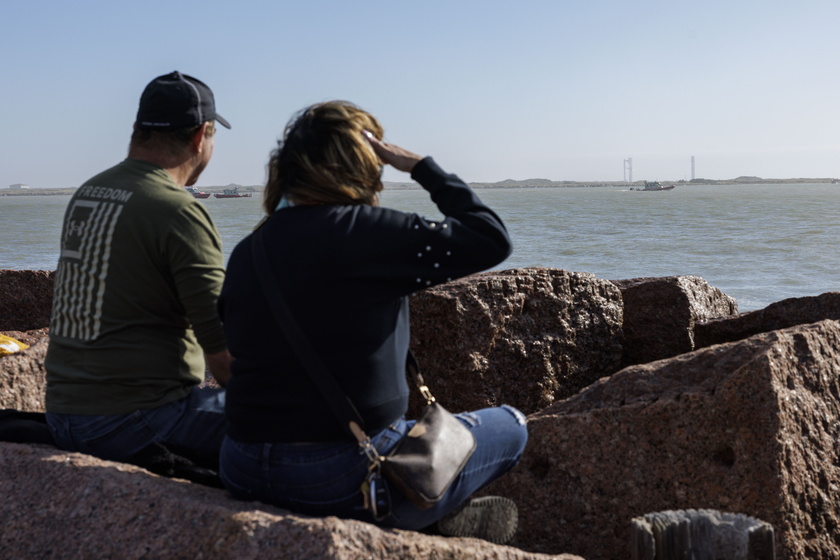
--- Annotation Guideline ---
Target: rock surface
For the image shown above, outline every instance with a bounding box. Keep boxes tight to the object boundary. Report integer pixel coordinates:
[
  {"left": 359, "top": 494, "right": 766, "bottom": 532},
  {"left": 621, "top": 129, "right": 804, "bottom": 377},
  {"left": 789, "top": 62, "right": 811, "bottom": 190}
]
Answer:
[
  {"left": 0, "top": 269, "right": 54, "bottom": 331},
  {"left": 1, "top": 328, "right": 49, "bottom": 346},
  {"left": 6, "top": 268, "right": 840, "bottom": 559},
  {"left": 491, "top": 319, "right": 840, "bottom": 560},
  {"left": 611, "top": 276, "right": 738, "bottom": 368},
  {"left": 0, "top": 443, "right": 579, "bottom": 560},
  {"left": 408, "top": 268, "right": 624, "bottom": 416},
  {"left": 694, "top": 291, "right": 840, "bottom": 350},
  {"left": 0, "top": 338, "right": 47, "bottom": 411}
]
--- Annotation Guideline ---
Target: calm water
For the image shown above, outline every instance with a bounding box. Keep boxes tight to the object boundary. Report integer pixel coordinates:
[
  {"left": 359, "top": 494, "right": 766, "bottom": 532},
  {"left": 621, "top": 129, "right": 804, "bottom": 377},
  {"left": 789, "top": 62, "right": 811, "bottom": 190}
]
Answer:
[{"left": 2, "top": 183, "right": 838, "bottom": 312}]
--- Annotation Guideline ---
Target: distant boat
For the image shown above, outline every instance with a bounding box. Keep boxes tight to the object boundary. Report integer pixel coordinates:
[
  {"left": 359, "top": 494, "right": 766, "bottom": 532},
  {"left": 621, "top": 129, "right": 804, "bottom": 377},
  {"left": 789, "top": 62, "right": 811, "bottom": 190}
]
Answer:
[
  {"left": 185, "top": 186, "right": 210, "bottom": 199},
  {"left": 214, "top": 187, "right": 253, "bottom": 199},
  {"left": 630, "top": 181, "right": 675, "bottom": 192}
]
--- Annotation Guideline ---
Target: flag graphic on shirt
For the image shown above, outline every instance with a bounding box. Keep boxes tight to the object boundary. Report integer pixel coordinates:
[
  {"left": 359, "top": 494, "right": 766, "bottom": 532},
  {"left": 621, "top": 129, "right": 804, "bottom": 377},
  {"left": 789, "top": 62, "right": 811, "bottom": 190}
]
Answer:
[{"left": 51, "top": 198, "right": 125, "bottom": 340}]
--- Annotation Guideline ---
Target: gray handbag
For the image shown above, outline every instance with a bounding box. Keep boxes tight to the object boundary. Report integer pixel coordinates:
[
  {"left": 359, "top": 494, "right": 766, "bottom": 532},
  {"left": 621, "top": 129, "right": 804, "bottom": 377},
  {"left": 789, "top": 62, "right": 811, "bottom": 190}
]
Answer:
[
  {"left": 251, "top": 222, "right": 476, "bottom": 515},
  {"left": 375, "top": 391, "right": 477, "bottom": 509}
]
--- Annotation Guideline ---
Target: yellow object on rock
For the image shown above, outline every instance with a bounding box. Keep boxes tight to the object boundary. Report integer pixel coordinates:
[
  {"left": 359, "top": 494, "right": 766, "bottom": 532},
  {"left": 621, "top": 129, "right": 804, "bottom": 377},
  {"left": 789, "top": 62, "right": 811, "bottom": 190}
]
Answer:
[{"left": 0, "top": 335, "right": 29, "bottom": 356}]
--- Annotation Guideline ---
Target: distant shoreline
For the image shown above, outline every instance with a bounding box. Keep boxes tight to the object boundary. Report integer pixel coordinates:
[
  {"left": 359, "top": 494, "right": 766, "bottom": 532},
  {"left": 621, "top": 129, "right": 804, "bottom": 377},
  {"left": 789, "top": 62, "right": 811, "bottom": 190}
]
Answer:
[
  {"left": 3, "top": 177, "right": 837, "bottom": 196},
  {"left": 0, "top": 186, "right": 260, "bottom": 197}
]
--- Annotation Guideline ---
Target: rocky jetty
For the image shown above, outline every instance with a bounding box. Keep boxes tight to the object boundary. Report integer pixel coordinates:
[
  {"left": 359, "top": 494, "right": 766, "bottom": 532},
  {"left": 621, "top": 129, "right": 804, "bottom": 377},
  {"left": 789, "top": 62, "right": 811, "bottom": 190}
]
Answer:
[
  {"left": 0, "top": 269, "right": 53, "bottom": 332},
  {"left": 0, "top": 270, "right": 52, "bottom": 412},
  {"left": 610, "top": 275, "right": 738, "bottom": 368},
  {"left": 0, "top": 338, "right": 47, "bottom": 412},
  {"left": 493, "top": 319, "right": 840, "bottom": 559},
  {"left": 408, "top": 268, "right": 624, "bottom": 416},
  {"left": 3, "top": 268, "right": 840, "bottom": 558},
  {"left": 0, "top": 443, "right": 571, "bottom": 560},
  {"left": 694, "top": 291, "right": 840, "bottom": 350}
]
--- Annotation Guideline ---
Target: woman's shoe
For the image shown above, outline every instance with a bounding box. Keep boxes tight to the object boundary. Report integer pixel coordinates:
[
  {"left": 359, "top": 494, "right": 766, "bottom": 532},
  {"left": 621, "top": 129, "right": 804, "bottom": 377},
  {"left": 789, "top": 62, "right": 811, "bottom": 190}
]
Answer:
[{"left": 435, "top": 496, "right": 518, "bottom": 545}]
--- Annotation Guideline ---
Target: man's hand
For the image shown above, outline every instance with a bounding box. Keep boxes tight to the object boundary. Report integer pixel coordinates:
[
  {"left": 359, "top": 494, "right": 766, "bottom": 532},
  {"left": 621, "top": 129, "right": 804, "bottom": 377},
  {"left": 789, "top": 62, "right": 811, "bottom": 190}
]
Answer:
[
  {"left": 363, "top": 130, "right": 423, "bottom": 173},
  {"left": 205, "top": 349, "right": 233, "bottom": 387}
]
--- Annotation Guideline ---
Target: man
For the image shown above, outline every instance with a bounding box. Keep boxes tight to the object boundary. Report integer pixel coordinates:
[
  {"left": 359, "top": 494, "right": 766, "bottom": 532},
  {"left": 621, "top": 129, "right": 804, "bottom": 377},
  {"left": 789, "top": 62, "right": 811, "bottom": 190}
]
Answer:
[{"left": 45, "top": 71, "right": 232, "bottom": 469}]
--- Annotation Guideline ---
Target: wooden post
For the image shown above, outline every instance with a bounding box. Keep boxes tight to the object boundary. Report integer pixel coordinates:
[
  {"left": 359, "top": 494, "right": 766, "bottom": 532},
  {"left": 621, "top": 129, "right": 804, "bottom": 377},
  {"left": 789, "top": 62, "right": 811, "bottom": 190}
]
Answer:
[{"left": 631, "top": 509, "right": 775, "bottom": 560}]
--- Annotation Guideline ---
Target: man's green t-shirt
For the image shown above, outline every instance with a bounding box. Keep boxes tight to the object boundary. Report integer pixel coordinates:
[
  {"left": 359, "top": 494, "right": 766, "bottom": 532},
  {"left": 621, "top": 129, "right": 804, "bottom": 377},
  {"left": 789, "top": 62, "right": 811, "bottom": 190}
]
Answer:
[{"left": 46, "top": 158, "right": 227, "bottom": 414}]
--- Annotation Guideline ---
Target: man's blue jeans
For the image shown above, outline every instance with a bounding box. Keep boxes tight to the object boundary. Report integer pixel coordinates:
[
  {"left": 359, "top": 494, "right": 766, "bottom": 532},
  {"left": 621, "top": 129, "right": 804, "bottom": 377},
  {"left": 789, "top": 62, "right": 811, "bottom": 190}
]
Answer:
[
  {"left": 219, "top": 405, "right": 528, "bottom": 530},
  {"left": 46, "top": 387, "right": 227, "bottom": 466}
]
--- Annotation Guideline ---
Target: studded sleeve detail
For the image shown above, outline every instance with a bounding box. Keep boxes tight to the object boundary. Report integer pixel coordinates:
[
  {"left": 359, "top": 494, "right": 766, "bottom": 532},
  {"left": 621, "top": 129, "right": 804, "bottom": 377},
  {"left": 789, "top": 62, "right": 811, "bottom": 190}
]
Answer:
[{"left": 394, "top": 157, "right": 511, "bottom": 291}]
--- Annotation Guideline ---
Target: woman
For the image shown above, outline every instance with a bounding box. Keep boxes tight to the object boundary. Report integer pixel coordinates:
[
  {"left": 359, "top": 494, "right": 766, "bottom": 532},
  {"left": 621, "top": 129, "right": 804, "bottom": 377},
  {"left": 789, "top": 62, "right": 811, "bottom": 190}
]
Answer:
[{"left": 218, "top": 101, "right": 527, "bottom": 543}]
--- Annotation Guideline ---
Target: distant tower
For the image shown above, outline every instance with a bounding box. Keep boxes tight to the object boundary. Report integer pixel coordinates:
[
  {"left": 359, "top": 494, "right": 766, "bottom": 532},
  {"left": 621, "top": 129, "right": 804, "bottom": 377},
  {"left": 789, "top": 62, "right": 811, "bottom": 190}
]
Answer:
[
  {"left": 691, "top": 156, "right": 695, "bottom": 180},
  {"left": 624, "top": 158, "right": 633, "bottom": 182}
]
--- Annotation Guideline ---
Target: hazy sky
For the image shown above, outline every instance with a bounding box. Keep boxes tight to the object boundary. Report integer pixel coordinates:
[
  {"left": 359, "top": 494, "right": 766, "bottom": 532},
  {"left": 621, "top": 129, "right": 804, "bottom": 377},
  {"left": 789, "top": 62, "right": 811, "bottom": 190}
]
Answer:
[{"left": 2, "top": 0, "right": 839, "bottom": 187}]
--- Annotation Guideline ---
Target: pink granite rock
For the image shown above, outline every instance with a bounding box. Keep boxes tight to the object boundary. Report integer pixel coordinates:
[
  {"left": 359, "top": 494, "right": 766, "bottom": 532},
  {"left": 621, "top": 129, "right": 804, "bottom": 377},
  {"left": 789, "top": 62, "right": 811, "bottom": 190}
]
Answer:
[
  {"left": 409, "top": 268, "right": 623, "bottom": 416},
  {"left": 0, "top": 270, "right": 54, "bottom": 331},
  {"left": 695, "top": 291, "right": 840, "bottom": 350},
  {"left": 0, "top": 338, "right": 47, "bottom": 411},
  {"left": 1, "top": 328, "right": 49, "bottom": 346},
  {"left": 0, "top": 443, "right": 581, "bottom": 560},
  {"left": 611, "top": 276, "right": 738, "bottom": 368},
  {"left": 491, "top": 320, "right": 840, "bottom": 560}
]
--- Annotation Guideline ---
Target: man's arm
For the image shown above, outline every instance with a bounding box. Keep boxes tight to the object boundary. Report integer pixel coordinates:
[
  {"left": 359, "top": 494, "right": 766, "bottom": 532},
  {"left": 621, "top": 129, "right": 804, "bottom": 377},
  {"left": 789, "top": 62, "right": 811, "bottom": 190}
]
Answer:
[
  {"left": 168, "top": 203, "right": 231, "bottom": 381},
  {"left": 205, "top": 349, "right": 233, "bottom": 387}
]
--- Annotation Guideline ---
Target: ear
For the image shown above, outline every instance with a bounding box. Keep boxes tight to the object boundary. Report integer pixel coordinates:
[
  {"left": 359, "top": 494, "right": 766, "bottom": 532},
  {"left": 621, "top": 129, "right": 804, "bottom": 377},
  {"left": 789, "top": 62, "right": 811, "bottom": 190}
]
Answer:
[{"left": 192, "top": 122, "right": 212, "bottom": 153}]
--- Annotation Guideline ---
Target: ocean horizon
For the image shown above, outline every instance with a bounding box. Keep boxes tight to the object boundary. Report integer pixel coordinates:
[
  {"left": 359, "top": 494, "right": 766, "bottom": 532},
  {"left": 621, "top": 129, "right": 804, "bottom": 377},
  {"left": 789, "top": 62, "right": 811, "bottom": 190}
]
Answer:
[{"left": 2, "top": 182, "right": 837, "bottom": 313}]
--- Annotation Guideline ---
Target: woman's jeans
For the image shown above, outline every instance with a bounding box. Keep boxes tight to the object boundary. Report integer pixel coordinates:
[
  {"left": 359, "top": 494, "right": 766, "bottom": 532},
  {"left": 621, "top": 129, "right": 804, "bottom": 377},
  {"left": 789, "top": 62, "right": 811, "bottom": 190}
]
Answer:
[
  {"left": 46, "top": 387, "right": 227, "bottom": 467},
  {"left": 219, "top": 405, "right": 528, "bottom": 530}
]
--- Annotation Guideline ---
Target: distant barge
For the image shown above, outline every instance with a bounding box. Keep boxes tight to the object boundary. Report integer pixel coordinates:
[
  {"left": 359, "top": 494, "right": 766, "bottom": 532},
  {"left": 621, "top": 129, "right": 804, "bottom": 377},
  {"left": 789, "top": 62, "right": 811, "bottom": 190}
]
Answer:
[
  {"left": 214, "top": 187, "right": 252, "bottom": 199},
  {"left": 630, "top": 181, "right": 675, "bottom": 192}
]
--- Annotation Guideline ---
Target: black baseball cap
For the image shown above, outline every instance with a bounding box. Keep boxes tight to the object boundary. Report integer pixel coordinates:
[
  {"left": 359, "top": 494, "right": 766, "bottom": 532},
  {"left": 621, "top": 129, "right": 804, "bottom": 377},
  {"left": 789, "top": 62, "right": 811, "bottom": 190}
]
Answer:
[{"left": 136, "top": 71, "right": 231, "bottom": 130}]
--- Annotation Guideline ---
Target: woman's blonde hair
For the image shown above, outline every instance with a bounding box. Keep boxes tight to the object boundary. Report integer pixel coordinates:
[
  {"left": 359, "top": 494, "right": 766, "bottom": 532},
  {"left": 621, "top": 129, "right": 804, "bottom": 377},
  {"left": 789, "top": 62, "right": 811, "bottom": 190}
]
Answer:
[{"left": 263, "top": 101, "right": 385, "bottom": 214}]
